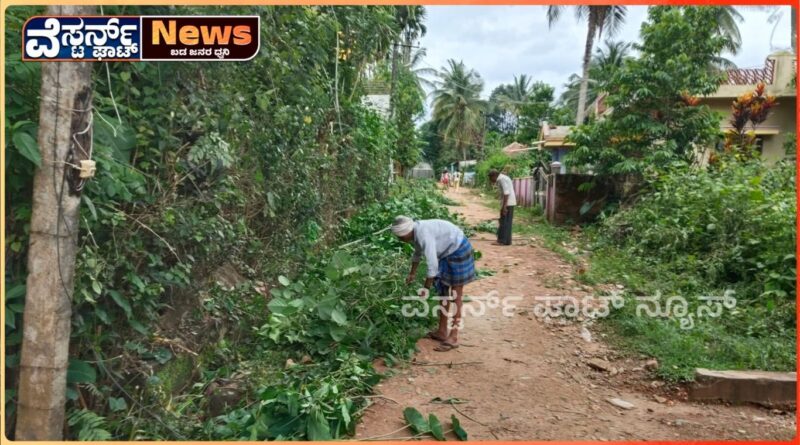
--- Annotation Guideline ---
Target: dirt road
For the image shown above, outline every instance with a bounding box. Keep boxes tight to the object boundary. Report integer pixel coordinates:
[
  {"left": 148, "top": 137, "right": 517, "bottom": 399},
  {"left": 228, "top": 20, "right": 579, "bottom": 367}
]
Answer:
[{"left": 355, "top": 187, "right": 795, "bottom": 441}]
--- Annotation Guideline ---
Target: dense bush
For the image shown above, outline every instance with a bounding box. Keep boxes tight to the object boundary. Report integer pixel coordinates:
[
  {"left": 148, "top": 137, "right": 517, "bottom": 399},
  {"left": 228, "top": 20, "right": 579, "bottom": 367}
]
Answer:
[
  {"left": 588, "top": 158, "right": 796, "bottom": 379},
  {"left": 4, "top": 5, "right": 428, "bottom": 439},
  {"left": 600, "top": 160, "right": 796, "bottom": 307},
  {"left": 186, "top": 183, "right": 459, "bottom": 440}
]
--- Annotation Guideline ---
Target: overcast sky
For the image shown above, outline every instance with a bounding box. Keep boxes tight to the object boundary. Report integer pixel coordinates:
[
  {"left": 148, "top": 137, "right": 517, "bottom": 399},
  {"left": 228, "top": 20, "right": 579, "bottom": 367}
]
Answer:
[{"left": 418, "top": 6, "right": 793, "bottom": 114}]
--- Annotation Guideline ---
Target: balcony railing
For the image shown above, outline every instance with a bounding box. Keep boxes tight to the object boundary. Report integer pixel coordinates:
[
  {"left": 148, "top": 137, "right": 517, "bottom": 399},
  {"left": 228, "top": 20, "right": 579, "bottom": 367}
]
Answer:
[{"left": 724, "top": 58, "right": 775, "bottom": 85}]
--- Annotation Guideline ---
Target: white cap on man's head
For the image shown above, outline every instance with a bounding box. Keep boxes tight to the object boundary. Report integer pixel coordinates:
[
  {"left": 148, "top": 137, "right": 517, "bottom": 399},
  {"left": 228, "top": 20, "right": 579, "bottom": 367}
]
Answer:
[{"left": 391, "top": 215, "right": 414, "bottom": 236}]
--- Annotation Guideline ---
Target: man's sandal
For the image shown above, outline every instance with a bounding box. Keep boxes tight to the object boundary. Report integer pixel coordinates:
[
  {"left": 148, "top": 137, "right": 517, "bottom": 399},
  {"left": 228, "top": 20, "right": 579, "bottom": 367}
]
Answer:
[
  {"left": 424, "top": 332, "right": 447, "bottom": 342},
  {"left": 434, "top": 342, "right": 459, "bottom": 352}
]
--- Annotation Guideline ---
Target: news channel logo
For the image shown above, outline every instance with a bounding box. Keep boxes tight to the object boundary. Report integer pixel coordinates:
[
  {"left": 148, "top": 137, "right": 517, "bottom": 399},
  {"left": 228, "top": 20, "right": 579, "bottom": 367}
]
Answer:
[{"left": 23, "top": 15, "right": 260, "bottom": 62}]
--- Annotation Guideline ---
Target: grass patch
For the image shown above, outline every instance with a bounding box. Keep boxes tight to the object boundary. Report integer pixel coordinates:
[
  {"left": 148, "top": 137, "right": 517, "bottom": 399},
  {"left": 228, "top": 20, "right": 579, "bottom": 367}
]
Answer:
[
  {"left": 582, "top": 241, "right": 796, "bottom": 381},
  {"left": 580, "top": 162, "right": 796, "bottom": 381}
]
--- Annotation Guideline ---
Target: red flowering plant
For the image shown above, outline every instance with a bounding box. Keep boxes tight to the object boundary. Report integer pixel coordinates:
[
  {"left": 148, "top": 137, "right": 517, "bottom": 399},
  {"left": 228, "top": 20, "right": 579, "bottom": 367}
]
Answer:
[{"left": 723, "top": 82, "right": 778, "bottom": 160}]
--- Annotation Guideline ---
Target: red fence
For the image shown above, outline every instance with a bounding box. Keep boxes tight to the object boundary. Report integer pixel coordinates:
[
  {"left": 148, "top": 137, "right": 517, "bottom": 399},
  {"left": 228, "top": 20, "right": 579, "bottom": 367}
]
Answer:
[{"left": 512, "top": 176, "right": 533, "bottom": 207}]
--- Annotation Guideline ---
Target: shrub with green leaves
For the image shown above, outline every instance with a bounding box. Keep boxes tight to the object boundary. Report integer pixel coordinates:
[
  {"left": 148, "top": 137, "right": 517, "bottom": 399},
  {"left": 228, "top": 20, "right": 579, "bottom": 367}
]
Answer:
[
  {"left": 194, "top": 184, "right": 460, "bottom": 440},
  {"left": 474, "top": 150, "right": 544, "bottom": 188},
  {"left": 588, "top": 159, "right": 796, "bottom": 379},
  {"left": 568, "top": 6, "right": 728, "bottom": 176},
  {"left": 4, "top": 4, "right": 433, "bottom": 440}
]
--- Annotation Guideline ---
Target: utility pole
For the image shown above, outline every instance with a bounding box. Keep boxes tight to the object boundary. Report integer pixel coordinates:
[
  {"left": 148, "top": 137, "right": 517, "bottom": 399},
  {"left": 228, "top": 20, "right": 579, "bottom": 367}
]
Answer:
[{"left": 15, "top": 5, "right": 94, "bottom": 439}]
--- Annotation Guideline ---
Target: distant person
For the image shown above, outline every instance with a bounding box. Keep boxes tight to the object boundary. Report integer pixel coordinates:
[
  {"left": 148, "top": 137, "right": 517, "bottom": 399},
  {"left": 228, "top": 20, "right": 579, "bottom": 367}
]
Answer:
[
  {"left": 489, "top": 169, "right": 516, "bottom": 246},
  {"left": 392, "top": 215, "right": 475, "bottom": 352},
  {"left": 440, "top": 169, "right": 450, "bottom": 188},
  {"left": 452, "top": 170, "right": 461, "bottom": 191}
]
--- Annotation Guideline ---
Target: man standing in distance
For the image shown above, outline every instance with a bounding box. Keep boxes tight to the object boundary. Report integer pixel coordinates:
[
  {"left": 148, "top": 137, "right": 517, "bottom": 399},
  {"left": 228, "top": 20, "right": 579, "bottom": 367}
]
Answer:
[{"left": 489, "top": 169, "right": 516, "bottom": 245}]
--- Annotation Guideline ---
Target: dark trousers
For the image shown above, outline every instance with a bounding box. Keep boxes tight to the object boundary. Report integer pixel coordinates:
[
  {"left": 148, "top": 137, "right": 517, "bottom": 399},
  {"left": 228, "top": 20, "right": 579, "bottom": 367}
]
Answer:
[{"left": 497, "top": 206, "right": 514, "bottom": 245}]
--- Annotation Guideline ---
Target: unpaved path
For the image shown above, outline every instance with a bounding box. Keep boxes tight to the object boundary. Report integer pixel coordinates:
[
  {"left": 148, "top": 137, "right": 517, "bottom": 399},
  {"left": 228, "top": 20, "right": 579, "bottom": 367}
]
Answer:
[{"left": 355, "top": 187, "right": 795, "bottom": 441}]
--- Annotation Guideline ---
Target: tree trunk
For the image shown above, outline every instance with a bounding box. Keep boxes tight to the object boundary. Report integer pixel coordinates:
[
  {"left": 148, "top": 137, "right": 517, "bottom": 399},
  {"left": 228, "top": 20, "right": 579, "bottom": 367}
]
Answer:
[
  {"left": 15, "top": 5, "right": 94, "bottom": 440},
  {"left": 575, "top": 13, "right": 597, "bottom": 126},
  {"left": 390, "top": 40, "right": 399, "bottom": 117}
]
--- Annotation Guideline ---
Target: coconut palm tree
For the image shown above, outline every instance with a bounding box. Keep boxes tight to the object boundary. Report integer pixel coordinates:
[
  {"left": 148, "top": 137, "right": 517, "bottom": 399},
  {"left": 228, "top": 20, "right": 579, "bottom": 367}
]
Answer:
[
  {"left": 559, "top": 73, "right": 598, "bottom": 118},
  {"left": 592, "top": 40, "right": 632, "bottom": 84},
  {"left": 496, "top": 74, "right": 533, "bottom": 114},
  {"left": 559, "top": 40, "right": 631, "bottom": 115},
  {"left": 391, "top": 6, "right": 427, "bottom": 98},
  {"left": 402, "top": 47, "right": 437, "bottom": 95},
  {"left": 546, "top": 5, "right": 627, "bottom": 125},
  {"left": 432, "top": 60, "right": 487, "bottom": 161},
  {"left": 713, "top": 7, "right": 744, "bottom": 55},
  {"left": 764, "top": 6, "right": 796, "bottom": 52},
  {"left": 700, "top": 7, "right": 746, "bottom": 72}
]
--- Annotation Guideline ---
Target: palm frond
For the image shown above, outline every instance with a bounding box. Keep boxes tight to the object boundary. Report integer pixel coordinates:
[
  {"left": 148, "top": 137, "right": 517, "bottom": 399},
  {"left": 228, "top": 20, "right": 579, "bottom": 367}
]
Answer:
[{"left": 546, "top": 5, "right": 564, "bottom": 28}]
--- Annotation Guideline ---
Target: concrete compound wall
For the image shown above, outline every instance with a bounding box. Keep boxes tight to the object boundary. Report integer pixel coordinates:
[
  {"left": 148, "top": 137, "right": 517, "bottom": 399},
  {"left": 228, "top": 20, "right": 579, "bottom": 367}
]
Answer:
[{"left": 545, "top": 174, "right": 639, "bottom": 225}]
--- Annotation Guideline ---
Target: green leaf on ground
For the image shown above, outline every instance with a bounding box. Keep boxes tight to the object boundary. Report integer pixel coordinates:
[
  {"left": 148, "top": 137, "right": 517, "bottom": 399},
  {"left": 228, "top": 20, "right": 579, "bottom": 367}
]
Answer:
[
  {"left": 429, "top": 414, "right": 445, "bottom": 440},
  {"left": 451, "top": 415, "right": 468, "bottom": 441},
  {"left": 403, "top": 407, "right": 429, "bottom": 434},
  {"left": 306, "top": 408, "right": 332, "bottom": 440}
]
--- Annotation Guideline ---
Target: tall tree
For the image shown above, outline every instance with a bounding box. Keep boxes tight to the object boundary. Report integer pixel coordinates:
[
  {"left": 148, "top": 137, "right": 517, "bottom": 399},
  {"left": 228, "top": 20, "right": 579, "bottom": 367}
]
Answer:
[
  {"left": 765, "top": 6, "right": 797, "bottom": 52},
  {"left": 391, "top": 6, "right": 426, "bottom": 102},
  {"left": 419, "top": 120, "right": 444, "bottom": 167},
  {"left": 592, "top": 40, "right": 632, "bottom": 84},
  {"left": 401, "top": 47, "right": 436, "bottom": 95},
  {"left": 15, "top": 5, "right": 94, "bottom": 440},
  {"left": 486, "top": 84, "right": 518, "bottom": 135},
  {"left": 432, "top": 59, "right": 487, "bottom": 161},
  {"left": 708, "top": 7, "right": 745, "bottom": 71},
  {"left": 496, "top": 74, "right": 533, "bottom": 114},
  {"left": 546, "top": 5, "right": 627, "bottom": 125},
  {"left": 392, "top": 59, "right": 428, "bottom": 171},
  {"left": 399, "top": 6, "right": 427, "bottom": 61},
  {"left": 516, "top": 81, "right": 561, "bottom": 142},
  {"left": 486, "top": 75, "right": 534, "bottom": 136},
  {"left": 713, "top": 7, "right": 744, "bottom": 54},
  {"left": 568, "top": 6, "right": 730, "bottom": 176},
  {"left": 559, "top": 40, "right": 631, "bottom": 117}
]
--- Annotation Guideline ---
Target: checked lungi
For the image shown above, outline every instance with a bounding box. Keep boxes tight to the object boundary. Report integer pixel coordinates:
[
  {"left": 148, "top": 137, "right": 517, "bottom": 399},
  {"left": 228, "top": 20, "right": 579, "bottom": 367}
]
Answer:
[{"left": 435, "top": 237, "right": 476, "bottom": 296}]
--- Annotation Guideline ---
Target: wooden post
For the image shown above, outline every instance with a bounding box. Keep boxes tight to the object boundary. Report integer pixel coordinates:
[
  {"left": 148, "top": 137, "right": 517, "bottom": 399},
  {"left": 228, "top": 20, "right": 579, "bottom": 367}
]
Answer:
[{"left": 15, "top": 5, "right": 94, "bottom": 439}]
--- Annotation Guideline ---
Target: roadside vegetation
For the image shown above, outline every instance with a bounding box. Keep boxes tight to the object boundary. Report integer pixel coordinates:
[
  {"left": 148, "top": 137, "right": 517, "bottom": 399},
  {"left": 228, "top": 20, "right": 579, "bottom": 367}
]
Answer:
[
  {"left": 480, "top": 7, "right": 796, "bottom": 381},
  {"left": 582, "top": 159, "right": 796, "bottom": 381},
  {"left": 499, "top": 157, "right": 796, "bottom": 382},
  {"left": 179, "top": 183, "right": 460, "bottom": 440},
  {"left": 4, "top": 5, "right": 449, "bottom": 439}
]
